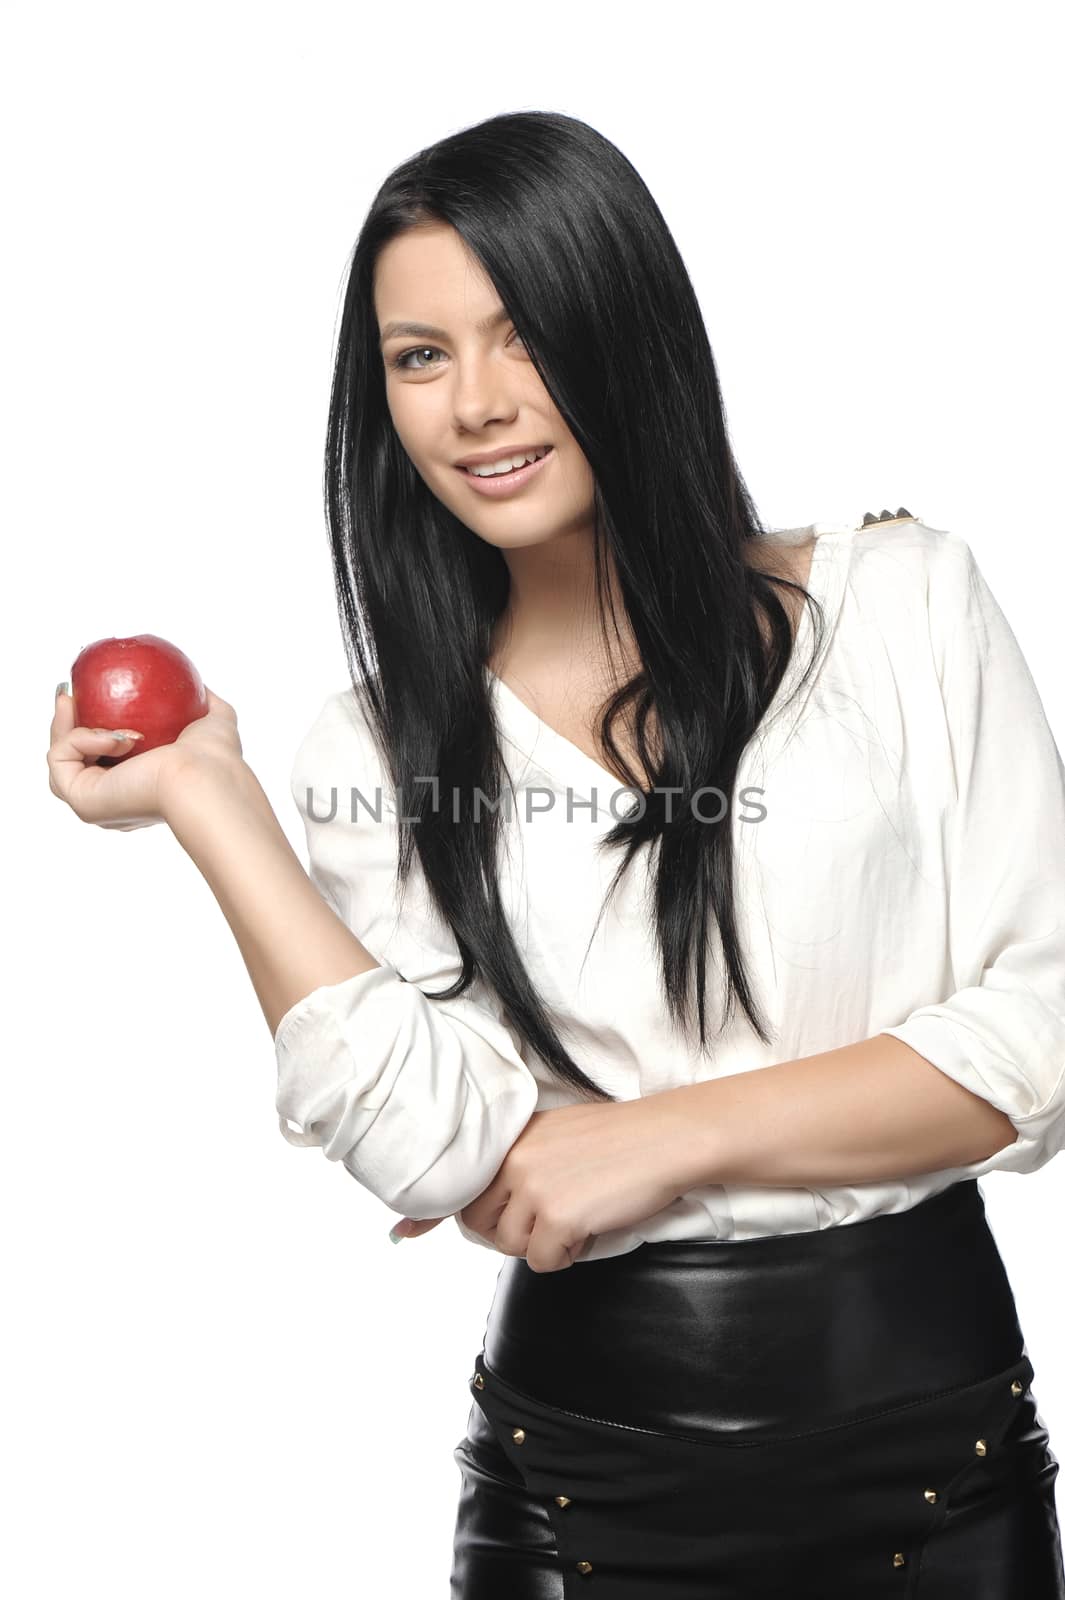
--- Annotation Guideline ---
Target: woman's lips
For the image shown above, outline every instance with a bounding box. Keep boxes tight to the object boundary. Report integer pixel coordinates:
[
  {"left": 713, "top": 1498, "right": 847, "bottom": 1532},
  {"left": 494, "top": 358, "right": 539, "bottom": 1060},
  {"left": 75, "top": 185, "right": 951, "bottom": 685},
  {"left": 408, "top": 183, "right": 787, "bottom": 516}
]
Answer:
[{"left": 455, "top": 446, "right": 554, "bottom": 498}]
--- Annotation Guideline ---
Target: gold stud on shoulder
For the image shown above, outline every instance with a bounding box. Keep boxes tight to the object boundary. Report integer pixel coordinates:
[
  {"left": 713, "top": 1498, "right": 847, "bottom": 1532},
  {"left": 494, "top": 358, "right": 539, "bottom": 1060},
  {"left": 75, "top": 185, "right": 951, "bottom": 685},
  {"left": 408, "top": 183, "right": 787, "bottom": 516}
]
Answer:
[
  {"left": 576, "top": 1560, "right": 594, "bottom": 1575},
  {"left": 923, "top": 1488, "right": 937, "bottom": 1504},
  {"left": 512, "top": 1427, "right": 526, "bottom": 1445},
  {"left": 555, "top": 1494, "right": 572, "bottom": 1508},
  {"left": 893, "top": 1552, "right": 907, "bottom": 1568},
  {"left": 1011, "top": 1379, "right": 1024, "bottom": 1396},
  {"left": 472, "top": 1371, "right": 485, "bottom": 1390},
  {"left": 860, "top": 506, "right": 916, "bottom": 528},
  {"left": 975, "top": 1438, "right": 988, "bottom": 1456}
]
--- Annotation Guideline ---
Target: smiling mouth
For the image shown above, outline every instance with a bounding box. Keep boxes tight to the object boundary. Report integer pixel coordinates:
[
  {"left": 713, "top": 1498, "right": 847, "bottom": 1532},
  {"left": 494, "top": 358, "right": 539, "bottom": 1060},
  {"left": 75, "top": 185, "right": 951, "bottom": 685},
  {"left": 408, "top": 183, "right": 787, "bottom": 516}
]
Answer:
[{"left": 457, "top": 446, "right": 553, "bottom": 477}]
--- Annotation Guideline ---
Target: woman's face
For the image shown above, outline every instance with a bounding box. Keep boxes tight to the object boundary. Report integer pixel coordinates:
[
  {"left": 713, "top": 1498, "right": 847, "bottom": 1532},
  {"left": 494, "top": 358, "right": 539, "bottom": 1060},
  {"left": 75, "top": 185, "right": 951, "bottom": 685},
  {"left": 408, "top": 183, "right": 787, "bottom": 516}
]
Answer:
[{"left": 374, "top": 222, "right": 595, "bottom": 552}]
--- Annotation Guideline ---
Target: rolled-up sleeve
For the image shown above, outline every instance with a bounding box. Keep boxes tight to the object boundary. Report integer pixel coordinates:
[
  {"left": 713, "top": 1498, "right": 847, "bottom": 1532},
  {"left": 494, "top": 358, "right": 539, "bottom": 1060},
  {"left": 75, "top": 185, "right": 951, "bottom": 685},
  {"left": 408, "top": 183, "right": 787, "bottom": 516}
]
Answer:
[
  {"left": 273, "top": 690, "right": 540, "bottom": 1218},
  {"left": 880, "top": 537, "right": 1065, "bottom": 1175}
]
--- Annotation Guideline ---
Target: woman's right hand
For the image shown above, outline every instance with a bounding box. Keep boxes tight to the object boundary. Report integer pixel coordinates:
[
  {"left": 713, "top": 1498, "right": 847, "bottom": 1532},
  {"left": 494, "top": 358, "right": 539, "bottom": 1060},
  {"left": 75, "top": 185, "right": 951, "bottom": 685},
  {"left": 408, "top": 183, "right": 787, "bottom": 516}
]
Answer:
[{"left": 47, "top": 684, "right": 243, "bottom": 831}]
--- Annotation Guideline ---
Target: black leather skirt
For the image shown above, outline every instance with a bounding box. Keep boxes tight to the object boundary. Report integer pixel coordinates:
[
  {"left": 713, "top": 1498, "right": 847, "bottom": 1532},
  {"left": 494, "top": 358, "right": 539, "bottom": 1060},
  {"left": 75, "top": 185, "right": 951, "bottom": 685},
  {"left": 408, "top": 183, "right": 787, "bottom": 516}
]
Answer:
[{"left": 450, "top": 1180, "right": 1064, "bottom": 1597}]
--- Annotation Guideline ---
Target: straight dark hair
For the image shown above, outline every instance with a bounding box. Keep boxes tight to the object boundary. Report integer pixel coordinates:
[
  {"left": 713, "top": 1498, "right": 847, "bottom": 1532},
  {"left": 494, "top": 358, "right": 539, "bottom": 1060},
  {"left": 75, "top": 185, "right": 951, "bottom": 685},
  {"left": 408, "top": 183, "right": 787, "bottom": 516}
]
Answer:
[{"left": 322, "top": 109, "right": 826, "bottom": 1103}]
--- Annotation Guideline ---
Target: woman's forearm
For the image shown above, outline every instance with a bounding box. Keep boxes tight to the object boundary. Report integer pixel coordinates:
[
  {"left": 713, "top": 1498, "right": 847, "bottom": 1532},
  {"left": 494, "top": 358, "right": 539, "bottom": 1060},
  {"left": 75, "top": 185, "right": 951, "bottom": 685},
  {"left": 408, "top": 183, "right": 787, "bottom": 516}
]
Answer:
[
  {"left": 162, "top": 754, "right": 380, "bottom": 1038},
  {"left": 655, "top": 1033, "right": 1019, "bottom": 1191}
]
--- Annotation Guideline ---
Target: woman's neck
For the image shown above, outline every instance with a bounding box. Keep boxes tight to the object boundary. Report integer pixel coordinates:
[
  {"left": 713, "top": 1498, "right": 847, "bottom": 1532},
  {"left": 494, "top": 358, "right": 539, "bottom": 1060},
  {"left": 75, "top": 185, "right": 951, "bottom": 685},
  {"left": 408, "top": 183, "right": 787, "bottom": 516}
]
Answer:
[
  {"left": 487, "top": 531, "right": 815, "bottom": 685},
  {"left": 487, "top": 534, "right": 639, "bottom": 691}
]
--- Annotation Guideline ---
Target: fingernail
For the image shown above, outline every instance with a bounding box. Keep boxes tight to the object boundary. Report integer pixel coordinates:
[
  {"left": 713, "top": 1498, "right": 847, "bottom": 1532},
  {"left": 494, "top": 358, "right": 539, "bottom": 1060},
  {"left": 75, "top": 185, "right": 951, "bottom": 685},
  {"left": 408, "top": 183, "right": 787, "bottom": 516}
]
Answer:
[
  {"left": 389, "top": 1228, "right": 405, "bottom": 1244},
  {"left": 112, "top": 731, "right": 144, "bottom": 742},
  {"left": 55, "top": 681, "right": 69, "bottom": 699}
]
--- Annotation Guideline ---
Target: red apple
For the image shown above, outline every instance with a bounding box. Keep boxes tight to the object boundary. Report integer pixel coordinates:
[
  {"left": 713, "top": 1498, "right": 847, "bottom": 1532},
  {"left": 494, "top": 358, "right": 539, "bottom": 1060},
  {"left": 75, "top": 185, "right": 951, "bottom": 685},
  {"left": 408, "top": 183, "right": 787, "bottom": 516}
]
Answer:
[{"left": 70, "top": 635, "right": 208, "bottom": 763}]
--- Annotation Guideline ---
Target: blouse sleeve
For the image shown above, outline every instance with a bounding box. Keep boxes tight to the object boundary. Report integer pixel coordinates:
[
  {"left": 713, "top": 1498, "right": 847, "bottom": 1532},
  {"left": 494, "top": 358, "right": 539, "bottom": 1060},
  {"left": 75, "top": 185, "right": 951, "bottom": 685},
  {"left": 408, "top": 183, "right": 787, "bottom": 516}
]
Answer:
[
  {"left": 273, "top": 689, "right": 540, "bottom": 1218},
  {"left": 879, "top": 535, "right": 1065, "bottom": 1175}
]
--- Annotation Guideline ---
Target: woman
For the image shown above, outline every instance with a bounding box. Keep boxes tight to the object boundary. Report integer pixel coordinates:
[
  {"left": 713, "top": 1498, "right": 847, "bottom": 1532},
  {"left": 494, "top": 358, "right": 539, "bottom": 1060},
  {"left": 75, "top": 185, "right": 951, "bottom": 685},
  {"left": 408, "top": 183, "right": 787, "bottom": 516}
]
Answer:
[{"left": 48, "top": 110, "right": 1065, "bottom": 1595}]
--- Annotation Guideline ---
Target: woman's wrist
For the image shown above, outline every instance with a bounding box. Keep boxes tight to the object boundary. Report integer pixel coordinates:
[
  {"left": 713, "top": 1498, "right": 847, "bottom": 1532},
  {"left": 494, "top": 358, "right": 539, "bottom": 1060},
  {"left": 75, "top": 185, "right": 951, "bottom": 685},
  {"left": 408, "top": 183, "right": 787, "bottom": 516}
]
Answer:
[{"left": 160, "top": 749, "right": 266, "bottom": 841}]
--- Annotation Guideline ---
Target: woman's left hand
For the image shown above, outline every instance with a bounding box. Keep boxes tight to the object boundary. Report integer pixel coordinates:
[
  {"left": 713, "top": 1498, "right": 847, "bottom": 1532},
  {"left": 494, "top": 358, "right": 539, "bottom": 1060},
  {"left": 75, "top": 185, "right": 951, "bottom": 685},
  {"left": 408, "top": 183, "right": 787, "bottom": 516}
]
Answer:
[{"left": 387, "top": 1095, "right": 692, "bottom": 1273}]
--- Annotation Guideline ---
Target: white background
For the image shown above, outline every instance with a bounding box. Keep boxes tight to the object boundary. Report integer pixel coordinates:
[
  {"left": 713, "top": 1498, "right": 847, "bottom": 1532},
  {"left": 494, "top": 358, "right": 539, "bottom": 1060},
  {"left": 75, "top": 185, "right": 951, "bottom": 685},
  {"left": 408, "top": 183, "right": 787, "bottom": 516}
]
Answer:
[{"left": 5, "top": 0, "right": 1063, "bottom": 1593}]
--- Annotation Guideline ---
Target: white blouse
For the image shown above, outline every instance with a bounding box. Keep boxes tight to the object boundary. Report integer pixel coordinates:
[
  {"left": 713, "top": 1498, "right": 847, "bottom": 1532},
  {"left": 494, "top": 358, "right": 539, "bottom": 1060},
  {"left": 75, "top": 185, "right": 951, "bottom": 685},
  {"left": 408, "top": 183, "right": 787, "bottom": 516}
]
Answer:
[{"left": 273, "top": 516, "right": 1065, "bottom": 1263}]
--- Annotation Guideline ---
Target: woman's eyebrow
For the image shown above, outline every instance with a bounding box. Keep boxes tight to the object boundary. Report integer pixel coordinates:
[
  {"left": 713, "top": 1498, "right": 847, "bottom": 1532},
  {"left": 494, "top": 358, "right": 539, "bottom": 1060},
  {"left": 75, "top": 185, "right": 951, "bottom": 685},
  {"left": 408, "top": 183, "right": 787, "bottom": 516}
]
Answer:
[{"left": 379, "top": 306, "right": 511, "bottom": 346}]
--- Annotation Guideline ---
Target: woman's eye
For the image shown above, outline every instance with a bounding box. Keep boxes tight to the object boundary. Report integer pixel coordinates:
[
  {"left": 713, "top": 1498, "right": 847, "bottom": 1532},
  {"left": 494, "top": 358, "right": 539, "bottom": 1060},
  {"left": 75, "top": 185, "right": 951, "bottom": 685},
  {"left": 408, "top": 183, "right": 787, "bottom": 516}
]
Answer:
[
  {"left": 390, "top": 330, "right": 525, "bottom": 372},
  {"left": 393, "top": 345, "right": 443, "bottom": 371}
]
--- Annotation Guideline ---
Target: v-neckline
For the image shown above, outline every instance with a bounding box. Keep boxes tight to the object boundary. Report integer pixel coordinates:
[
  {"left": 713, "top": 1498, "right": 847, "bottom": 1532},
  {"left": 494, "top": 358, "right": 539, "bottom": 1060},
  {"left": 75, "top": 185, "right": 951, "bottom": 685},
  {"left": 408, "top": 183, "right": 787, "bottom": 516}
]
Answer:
[{"left": 485, "top": 521, "right": 857, "bottom": 804}]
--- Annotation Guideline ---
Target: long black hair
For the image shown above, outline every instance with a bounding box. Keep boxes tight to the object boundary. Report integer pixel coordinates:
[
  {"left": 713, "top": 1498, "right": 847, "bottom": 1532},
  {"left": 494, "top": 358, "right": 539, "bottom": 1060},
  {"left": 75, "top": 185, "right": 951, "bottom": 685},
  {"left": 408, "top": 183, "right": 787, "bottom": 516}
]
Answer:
[{"left": 322, "top": 109, "right": 827, "bottom": 1102}]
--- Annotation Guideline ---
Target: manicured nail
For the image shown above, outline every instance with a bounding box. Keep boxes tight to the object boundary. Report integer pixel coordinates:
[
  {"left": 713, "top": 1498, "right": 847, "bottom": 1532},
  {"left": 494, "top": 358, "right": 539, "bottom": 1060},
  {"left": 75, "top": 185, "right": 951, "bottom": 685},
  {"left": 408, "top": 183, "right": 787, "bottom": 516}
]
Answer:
[
  {"left": 389, "top": 1228, "right": 405, "bottom": 1244},
  {"left": 112, "top": 731, "right": 144, "bottom": 741},
  {"left": 55, "top": 681, "right": 69, "bottom": 699}
]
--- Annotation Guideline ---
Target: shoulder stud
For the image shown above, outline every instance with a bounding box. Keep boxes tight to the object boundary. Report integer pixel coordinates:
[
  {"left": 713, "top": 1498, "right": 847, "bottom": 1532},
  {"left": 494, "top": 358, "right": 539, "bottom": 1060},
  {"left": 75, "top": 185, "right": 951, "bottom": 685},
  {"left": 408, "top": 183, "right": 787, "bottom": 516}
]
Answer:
[{"left": 860, "top": 506, "right": 916, "bottom": 527}]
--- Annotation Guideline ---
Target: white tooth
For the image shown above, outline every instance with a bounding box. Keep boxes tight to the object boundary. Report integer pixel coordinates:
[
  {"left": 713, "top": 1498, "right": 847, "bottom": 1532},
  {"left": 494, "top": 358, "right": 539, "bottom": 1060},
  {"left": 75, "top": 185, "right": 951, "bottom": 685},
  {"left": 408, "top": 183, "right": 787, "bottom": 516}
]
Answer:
[{"left": 469, "top": 447, "right": 547, "bottom": 477}]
